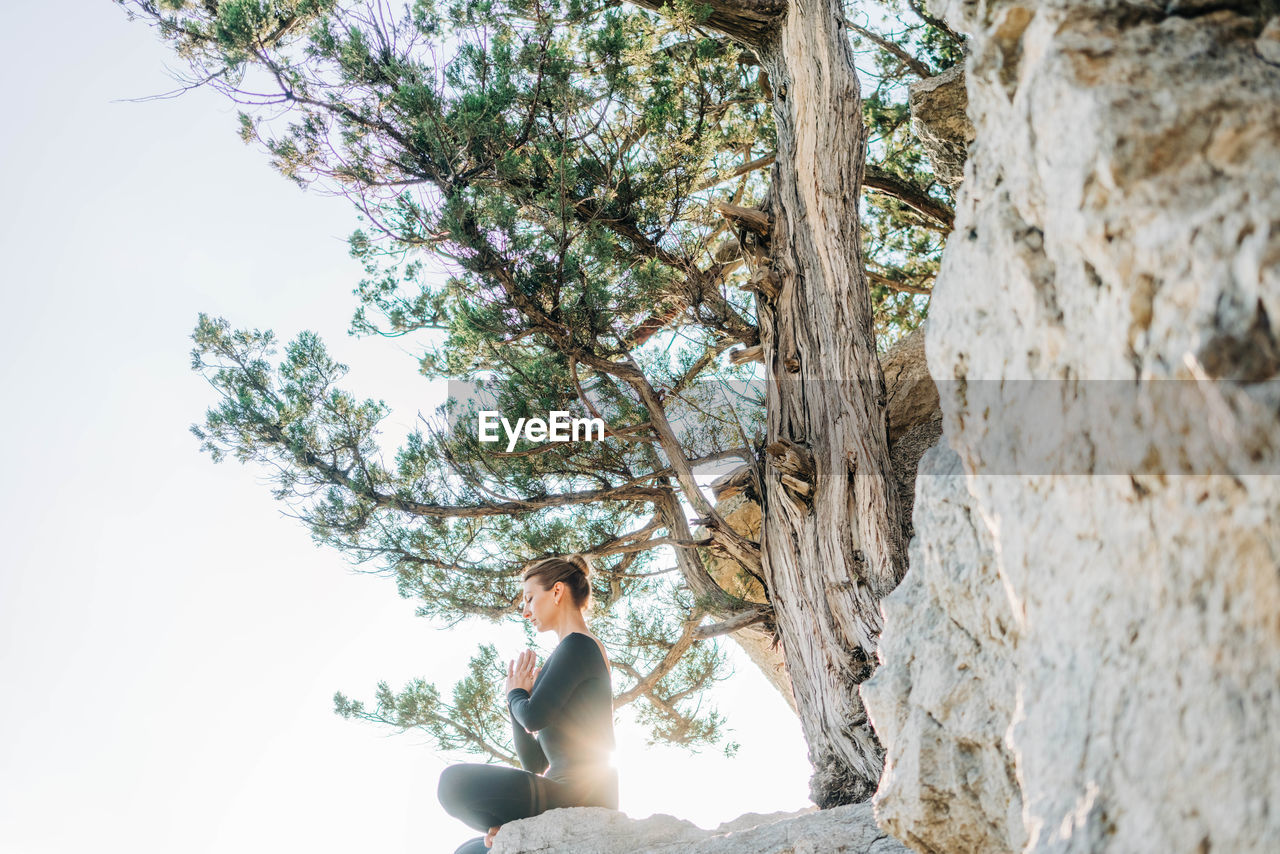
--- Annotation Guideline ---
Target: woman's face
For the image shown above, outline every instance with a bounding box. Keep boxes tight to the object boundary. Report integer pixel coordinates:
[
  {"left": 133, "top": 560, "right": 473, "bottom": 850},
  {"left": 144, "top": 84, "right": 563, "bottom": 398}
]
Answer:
[{"left": 521, "top": 577, "right": 560, "bottom": 631}]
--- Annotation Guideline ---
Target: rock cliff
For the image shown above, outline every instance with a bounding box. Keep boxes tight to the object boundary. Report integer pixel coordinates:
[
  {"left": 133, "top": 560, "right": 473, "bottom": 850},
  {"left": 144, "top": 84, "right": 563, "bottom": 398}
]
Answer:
[
  {"left": 863, "top": 3, "right": 1280, "bottom": 853},
  {"left": 861, "top": 444, "right": 1024, "bottom": 854}
]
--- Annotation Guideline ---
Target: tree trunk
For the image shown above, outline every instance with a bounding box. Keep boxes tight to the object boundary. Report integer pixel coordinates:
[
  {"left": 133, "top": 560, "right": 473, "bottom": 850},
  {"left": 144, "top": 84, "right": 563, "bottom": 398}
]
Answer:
[
  {"left": 623, "top": 0, "right": 910, "bottom": 805},
  {"left": 755, "top": 7, "right": 908, "bottom": 807}
]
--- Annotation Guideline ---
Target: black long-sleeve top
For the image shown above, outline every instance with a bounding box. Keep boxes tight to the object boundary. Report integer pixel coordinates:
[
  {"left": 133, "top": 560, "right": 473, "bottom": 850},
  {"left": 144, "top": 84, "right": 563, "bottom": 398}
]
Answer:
[{"left": 506, "top": 632, "right": 615, "bottom": 788}]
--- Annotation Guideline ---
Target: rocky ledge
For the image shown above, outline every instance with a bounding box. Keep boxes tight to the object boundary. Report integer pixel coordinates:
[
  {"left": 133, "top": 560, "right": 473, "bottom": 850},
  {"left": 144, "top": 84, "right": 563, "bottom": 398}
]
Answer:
[{"left": 488, "top": 803, "right": 909, "bottom": 854}]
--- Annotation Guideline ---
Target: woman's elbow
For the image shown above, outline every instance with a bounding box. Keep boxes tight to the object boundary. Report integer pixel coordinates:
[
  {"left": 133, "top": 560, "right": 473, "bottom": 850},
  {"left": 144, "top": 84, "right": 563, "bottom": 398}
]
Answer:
[
  {"left": 519, "top": 711, "right": 550, "bottom": 732},
  {"left": 515, "top": 703, "right": 550, "bottom": 732}
]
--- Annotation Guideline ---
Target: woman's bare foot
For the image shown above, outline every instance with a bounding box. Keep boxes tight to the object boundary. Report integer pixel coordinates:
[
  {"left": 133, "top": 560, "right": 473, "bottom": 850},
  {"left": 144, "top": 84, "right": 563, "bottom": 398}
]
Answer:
[{"left": 484, "top": 826, "right": 500, "bottom": 848}]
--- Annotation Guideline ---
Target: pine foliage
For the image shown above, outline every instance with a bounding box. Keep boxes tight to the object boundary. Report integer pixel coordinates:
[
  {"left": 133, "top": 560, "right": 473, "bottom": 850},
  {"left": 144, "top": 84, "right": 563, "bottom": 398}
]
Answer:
[{"left": 124, "top": 0, "right": 958, "bottom": 764}]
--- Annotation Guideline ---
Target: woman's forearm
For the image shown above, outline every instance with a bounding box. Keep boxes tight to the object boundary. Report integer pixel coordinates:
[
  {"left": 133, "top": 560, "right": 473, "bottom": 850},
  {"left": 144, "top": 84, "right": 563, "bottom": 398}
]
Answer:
[{"left": 510, "top": 706, "right": 549, "bottom": 774}]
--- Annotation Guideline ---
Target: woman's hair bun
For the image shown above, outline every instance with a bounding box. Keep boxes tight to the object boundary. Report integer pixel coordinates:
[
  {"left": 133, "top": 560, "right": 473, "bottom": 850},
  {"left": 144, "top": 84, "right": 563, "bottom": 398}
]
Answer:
[{"left": 566, "top": 554, "right": 592, "bottom": 579}]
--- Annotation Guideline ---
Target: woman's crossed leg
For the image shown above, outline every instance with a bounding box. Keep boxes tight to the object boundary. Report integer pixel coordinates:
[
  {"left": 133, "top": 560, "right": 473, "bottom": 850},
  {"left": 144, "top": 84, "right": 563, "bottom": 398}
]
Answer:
[{"left": 438, "top": 763, "right": 555, "bottom": 853}]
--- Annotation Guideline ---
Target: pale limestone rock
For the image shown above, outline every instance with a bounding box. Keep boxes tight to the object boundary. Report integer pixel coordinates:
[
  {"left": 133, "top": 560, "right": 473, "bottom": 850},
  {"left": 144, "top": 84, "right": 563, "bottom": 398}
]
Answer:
[
  {"left": 881, "top": 326, "right": 944, "bottom": 540},
  {"left": 882, "top": 326, "right": 940, "bottom": 444},
  {"left": 705, "top": 491, "right": 768, "bottom": 604},
  {"left": 879, "top": 327, "right": 943, "bottom": 540},
  {"left": 908, "top": 65, "right": 974, "bottom": 189},
  {"left": 490, "top": 803, "right": 910, "bottom": 854},
  {"left": 866, "top": 2, "right": 1280, "bottom": 853},
  {"left": 862, "top": 444, "right": 1025, "bottom": 854},
  {"left": 1257, "top": 17, "right": 1280, "bottom": 66}
]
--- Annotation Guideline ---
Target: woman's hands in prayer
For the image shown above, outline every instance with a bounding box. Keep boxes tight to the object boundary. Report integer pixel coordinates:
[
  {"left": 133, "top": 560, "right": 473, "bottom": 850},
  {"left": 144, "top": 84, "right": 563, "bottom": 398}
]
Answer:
[{"left": 504, "top": 648, "right": 540, "bottom": 694}]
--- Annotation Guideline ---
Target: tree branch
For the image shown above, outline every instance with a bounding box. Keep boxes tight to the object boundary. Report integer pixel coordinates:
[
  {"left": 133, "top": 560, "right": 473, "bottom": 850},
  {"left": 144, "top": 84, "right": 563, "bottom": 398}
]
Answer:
[
  {"left": 621, "top": 0, "right": 784, "bottom": 45},
  {"left": 844, "top": 19, "right": 935, "bottom": 79},
  {"left": 692, "top": 608, "right": 771, "bottom": 639},
  {"left": 714, "top": 201, "right": 773, "bottom": 237},
  {"left": 863, "top": 166, "right": 955, "bottom": 231},
  {"left": 613, "top": 617, "right": 701, "bottom": 707},
  {"left": 866, "top": 269, "right": 933, "bottom": 296},
  {"left": 694, "top": 153, "right": 776, "bottom": 192}
]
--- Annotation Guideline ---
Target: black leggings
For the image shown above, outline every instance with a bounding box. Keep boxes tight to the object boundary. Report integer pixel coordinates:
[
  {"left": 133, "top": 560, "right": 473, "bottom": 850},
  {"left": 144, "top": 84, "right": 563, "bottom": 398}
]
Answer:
[{"left": 437, "top": 763, "right": 617, "bottom": 854}]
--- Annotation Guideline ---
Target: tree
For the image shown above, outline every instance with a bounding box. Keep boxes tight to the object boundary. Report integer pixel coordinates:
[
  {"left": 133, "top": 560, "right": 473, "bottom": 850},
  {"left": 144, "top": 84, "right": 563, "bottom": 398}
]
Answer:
[{"left": 121, "top": 0, "right": 957, "bottom": 805}]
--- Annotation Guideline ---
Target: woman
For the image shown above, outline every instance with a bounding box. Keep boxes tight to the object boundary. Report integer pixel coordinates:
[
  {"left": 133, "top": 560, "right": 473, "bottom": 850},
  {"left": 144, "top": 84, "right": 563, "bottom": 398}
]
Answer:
[{"left": 437, "top": 555, "right": 617, "bottom": 852}]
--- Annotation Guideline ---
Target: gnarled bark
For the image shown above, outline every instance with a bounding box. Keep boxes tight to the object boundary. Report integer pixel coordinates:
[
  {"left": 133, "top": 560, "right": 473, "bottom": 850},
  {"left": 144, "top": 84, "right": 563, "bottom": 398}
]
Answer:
[
  {"left": 749, "top": 6, "right": 909, "bottom": 806},
  {"left": 597, "top": 0, "right": 913, "bottom": 804},
  {"left": 703, "top": 328, "right": 939, "bottom": 727}
]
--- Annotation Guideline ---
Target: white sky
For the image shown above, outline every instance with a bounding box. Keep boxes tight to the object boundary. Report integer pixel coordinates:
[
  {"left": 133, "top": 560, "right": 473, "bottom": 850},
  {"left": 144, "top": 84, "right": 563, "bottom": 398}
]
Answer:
[{"left": 0, "top": 4, "right": 811, "bottom": 852}]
